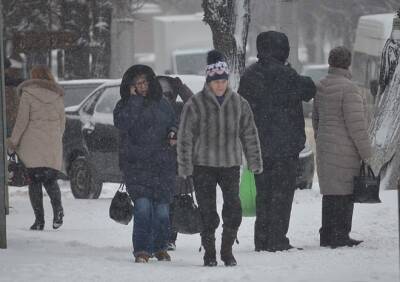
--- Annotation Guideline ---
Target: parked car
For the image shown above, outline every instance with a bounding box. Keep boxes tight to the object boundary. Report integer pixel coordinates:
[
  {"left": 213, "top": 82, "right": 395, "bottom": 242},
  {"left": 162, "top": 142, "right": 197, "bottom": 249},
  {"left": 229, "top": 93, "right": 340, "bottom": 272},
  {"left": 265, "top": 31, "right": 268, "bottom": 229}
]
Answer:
[
  {"left": 62, "top": 75, "right": 314, "bottom": 198},
  {"left": 301, "top": 64, "right": 329, "bottom": 117},
  {"left": 59, "top": 79, "right": 113, "bottom": 107}
]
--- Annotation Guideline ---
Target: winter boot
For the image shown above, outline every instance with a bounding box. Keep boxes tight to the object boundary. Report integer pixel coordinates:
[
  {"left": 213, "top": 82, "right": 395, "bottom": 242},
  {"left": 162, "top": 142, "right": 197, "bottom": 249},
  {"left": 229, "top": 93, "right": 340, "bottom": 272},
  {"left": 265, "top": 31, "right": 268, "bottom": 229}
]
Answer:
[
  {"left": 42, "top": 177, "right": 63, "bottom": 229},
  {"left": 167, "top": 242, "right": 176, "bottom": 251},
  {"left": 30, "top": 220, "right": 44, "bottom": 231},
  {"left": 135, "top": 252, "right": 150, "bottom": 263},
  {"left": 201, "top": 232, "right": 217, "bottom": 266},
  {"left": 154, "top": 250, "right": 171, "bottom": 261},
  {"left": 53, "top": 209, "right": 64, "bottom": 229},
  {"left": 28, "top": 182, "right": 45, "bottom": 230},
  {"left": 220, "top": 227, "right": 238, "bottom": 266}
]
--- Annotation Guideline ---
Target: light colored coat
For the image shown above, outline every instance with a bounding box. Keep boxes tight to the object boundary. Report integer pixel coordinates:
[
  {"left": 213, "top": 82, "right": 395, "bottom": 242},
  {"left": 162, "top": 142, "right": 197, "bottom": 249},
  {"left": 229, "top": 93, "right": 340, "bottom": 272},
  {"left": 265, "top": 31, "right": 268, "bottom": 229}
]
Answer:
[
  {"left": 10, "top": 79, "right": 65, "bottom": 171},
  {"left": 312, "top": 67, "right": 372, "bottom": 195},
  {"left": 177, "top": 84, "right": 263, "bottom": 177}
]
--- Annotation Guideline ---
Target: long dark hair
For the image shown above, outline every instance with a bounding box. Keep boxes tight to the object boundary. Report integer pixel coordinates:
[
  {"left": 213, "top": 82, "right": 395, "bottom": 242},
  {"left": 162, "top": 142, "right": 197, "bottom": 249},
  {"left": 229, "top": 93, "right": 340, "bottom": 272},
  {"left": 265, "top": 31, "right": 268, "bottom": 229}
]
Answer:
[{"left": 120, "top": 64, "right": 162, "bottom": 103}]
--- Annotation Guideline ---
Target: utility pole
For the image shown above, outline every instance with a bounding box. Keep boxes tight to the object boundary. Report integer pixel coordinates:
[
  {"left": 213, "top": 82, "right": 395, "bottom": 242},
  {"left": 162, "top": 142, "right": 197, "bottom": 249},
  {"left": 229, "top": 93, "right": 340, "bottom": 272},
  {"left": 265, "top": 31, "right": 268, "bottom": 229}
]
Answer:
[
  {"left": 0, "top": 0, "right": 8, "bottom": 249},
  {"left": 276, "top": 0, "right": 299, "bottom": 71}
]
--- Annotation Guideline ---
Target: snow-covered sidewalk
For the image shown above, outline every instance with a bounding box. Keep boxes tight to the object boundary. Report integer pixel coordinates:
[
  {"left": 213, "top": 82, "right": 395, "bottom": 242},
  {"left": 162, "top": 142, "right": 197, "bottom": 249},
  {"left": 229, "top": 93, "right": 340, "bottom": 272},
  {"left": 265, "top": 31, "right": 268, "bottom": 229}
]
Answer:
[{"left": 0, "top": 180, "right": 398, "bottom": 282}]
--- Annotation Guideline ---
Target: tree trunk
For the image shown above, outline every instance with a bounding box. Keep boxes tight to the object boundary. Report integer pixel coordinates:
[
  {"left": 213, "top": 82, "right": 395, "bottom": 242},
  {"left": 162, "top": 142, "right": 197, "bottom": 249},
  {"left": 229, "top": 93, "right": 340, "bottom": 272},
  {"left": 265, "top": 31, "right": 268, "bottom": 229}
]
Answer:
[
  {"left": 61, "top": 0, "right": 91, "bottom": 79},
  {"left": 109, "top": 0, "right": 136, "bottom": 78},
  {"left": 202, "top": 0, "right": 250, "bottom": 91},
  {"left": 90, "top": 0, "right": 112, "bottom": 78}
]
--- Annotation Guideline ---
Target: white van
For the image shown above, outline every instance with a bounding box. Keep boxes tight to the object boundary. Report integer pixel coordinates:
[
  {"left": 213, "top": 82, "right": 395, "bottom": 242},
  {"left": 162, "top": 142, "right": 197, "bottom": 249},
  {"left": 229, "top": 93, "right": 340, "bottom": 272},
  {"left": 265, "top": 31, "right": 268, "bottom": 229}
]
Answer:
[{"left": 352, "top": 13, "right": 395, "bottom": 112}]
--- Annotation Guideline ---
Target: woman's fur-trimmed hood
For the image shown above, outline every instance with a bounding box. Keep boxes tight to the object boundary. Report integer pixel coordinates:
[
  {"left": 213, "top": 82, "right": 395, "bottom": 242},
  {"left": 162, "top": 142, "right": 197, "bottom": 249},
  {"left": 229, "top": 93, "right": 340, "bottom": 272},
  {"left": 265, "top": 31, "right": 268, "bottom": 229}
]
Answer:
[{"left": 17, "top": 79, "right": 64, "bottom": 103}]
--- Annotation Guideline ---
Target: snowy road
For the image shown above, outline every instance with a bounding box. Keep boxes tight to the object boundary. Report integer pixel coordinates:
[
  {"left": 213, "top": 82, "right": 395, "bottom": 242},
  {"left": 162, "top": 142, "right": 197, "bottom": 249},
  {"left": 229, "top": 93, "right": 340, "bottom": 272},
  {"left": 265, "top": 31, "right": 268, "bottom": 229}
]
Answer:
[{"left": 0, "top": 180, "right": 398, "bottom": 282}]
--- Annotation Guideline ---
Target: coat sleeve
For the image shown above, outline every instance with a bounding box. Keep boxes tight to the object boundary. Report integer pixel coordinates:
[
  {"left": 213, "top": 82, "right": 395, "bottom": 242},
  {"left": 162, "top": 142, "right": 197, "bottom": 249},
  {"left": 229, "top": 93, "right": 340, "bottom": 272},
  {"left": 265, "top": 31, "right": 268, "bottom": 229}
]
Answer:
[
  {"left": 59, "top": 98, "right": 66, "bottom": 135},
  {"left": 113, "top": 96, "right": 144, "bottom": 130},
  {"left": 9, "top": 92, "right": 30, "bottom": 147},
  {"left": 239, "top": 99, "right": 263, "bottom": 173},
  {"left": 312, "top": 84, "right": 321, "bottom": 140},
  {"left": 342, "top": 84, "right": 372, "bottom": 161},
  {"left": 238, "top": 70, "right": 264, "bottom": 111},
  {"left": 297, "top": 75, "right": 316, "bottom": 102},
  {"left": 177, "top": 102, "right": 197, "bottom": 177}
]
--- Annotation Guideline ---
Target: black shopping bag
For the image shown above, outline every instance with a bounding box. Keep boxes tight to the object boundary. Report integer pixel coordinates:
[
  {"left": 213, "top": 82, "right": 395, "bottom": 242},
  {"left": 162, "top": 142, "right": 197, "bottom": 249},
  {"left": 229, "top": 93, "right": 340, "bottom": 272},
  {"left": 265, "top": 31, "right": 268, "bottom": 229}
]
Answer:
[
  {"left": 172, "top": 193, "right": 202, "bottom": 234},
  {"left": 8, "top": 153, "right": 30, "bottom": 187},
  {"left": 109, "top": 184, "right": 133, "bottom": 225},
  {"left": 353, "top": 162, "right": 381, "bottom": 204}
]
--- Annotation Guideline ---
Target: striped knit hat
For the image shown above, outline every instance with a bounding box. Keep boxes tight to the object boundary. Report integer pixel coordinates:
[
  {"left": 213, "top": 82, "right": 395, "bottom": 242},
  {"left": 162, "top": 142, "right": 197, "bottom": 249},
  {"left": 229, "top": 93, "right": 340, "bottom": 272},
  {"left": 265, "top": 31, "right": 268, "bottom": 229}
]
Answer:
[{"left": 206, "top": 50, "right": 229, "bottom": 83}]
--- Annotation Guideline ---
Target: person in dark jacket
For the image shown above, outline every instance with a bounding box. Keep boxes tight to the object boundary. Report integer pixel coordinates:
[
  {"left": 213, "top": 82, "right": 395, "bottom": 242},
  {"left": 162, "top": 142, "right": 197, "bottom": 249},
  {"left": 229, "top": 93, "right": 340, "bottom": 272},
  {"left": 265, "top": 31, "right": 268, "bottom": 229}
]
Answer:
[
  {"left": 178, "top": 50, "right": 263, "bottom": 267},
  {"left": 238, "top": 31, "right": 316, "bottom": 252},
  {"left": 158, "top": 76, "right": 194, "bottom": 251},
  {"left": 113, "top": 65, "right": 177, "bottom": 263}
]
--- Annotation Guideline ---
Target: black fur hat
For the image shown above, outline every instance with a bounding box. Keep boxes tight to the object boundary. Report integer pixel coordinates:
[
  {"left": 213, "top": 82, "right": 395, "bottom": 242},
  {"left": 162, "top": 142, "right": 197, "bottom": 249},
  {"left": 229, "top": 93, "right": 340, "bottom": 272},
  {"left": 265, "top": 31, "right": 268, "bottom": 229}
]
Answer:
[
  {"left": 256, "top": 31, "right": 290, "bottom": 63},
  {"left": 206, "top": 50, "right": 229, "bottom": 83},
  {"left": 120, "top": 64, "right": 162, "bottom": 102}
]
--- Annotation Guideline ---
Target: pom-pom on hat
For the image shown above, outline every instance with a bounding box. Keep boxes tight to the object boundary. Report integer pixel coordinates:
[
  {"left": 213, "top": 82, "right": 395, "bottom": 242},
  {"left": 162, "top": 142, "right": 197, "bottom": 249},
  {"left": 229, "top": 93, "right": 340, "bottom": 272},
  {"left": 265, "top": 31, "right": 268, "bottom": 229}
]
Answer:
[{"left": 206, "top": 50, "right": 229, "bottom": 83}]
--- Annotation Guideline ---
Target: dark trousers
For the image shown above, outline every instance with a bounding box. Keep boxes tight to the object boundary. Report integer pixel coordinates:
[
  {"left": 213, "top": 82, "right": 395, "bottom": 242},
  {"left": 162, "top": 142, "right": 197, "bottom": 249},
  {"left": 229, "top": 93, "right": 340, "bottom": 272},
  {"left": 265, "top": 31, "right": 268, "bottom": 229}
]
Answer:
[
  {"left": 193, "top": 166, "right": 242, "bottom": 235},
  {"left": 320, "top": 195, "right": 354, "bottom": 244},
  {"left": 254, "top": 157, "right": 298, "bottom": 250},
  {"left": 27, "top": 167, "right": 63, "bottom": 223}
]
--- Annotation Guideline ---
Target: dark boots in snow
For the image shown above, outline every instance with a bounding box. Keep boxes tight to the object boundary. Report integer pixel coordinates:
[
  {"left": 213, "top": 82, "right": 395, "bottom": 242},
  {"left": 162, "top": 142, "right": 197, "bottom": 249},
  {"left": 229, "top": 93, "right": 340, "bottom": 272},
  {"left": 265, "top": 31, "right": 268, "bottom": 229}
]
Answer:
[
  {"left": 201, "top": 232, "right": 217, "bottom": 266},
  {"left": 53, "top": 209, "right": 64, "bottom": 229},
  {"left": 29, "top": 182, "right": 45, "bottom": 230},
  {"left": 220, "top": 228, "right": 238, "bottom": 267},
  {"left": 320, "top": 195, "right": 363, "bottom": 248}
]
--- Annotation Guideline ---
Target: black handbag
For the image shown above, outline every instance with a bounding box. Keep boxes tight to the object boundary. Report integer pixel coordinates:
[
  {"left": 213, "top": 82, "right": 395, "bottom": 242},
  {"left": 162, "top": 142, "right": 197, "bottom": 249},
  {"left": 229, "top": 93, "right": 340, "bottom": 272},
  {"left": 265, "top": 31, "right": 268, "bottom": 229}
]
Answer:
[
  {"left": 109, "top": 184, "right": 133, "bottom": 225},
  {"left": 171, "top": 192, "right": 202, "bottom": 234},
  {"left": 353, "top": 162, "right": 381, "bottom": 204},
  {"left": 8, "top": 153, "right": 30, "bottom": 187}
]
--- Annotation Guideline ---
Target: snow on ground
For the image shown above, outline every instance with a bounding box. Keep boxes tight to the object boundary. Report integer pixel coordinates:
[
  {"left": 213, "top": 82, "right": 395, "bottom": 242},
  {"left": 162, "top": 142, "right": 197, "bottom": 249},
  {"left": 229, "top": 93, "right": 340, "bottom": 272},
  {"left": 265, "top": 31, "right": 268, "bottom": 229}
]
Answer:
[{"left": 0, "top": 178, "right": 398, "bottom": 282}]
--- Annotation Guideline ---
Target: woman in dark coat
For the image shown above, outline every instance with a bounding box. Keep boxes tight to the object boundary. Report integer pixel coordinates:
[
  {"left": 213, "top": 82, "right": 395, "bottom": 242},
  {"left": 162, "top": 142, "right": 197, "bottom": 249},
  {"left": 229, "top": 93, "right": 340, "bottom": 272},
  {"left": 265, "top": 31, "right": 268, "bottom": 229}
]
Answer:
[{"left": 113, "top": 65, "right": 177, "bottom": 263}]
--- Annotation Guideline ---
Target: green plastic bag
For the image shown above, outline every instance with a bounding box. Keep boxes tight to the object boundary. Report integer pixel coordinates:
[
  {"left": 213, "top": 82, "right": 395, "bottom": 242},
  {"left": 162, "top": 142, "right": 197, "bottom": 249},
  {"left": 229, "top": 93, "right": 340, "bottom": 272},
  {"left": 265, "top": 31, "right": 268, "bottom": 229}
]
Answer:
[{"left": 239, "top": 168, "right": 257, "bottom": 217}]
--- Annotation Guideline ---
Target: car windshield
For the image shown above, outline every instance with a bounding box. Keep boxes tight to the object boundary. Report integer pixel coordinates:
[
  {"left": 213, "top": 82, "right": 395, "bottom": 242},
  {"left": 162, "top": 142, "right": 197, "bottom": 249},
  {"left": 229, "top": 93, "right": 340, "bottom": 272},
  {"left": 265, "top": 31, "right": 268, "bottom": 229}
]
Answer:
[{"left": 95, "top": 86, "right": 120, "bottom": 114}]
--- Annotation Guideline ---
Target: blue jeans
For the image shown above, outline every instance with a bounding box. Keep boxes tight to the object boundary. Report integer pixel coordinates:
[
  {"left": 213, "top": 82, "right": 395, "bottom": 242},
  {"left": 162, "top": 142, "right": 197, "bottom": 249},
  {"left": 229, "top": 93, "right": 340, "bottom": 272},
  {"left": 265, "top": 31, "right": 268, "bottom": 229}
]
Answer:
[{"left": 133, "top": 197, "right": 169, "bottom": 255}]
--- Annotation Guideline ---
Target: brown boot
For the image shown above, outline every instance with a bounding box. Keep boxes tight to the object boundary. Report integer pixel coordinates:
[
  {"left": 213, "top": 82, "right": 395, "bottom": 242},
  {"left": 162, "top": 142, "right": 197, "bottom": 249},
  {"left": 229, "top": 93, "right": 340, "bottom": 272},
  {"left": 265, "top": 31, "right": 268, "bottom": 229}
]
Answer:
[
  {"left": 201, "top": 232, "right": 217, "bottom": 266},
  {"left": 135, "top": 252, "right": 150, "bottom": 263},
  {"left": 221, "top": 227, "right": 238, "bottom": 266},
  {"left": 154, "top": 250, "right": 171, "bottom": 261}
]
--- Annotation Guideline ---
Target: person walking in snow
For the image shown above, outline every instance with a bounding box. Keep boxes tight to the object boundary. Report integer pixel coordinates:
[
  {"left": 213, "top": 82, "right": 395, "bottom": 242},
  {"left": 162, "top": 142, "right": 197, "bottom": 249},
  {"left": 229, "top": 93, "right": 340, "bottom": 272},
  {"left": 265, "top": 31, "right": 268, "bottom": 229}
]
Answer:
[
  {"left": 7, "top": 65, "right": 65, "bottom": 231},
  {"left": 238, "top": 31, "right": 316, "bottom": 252},
  {"left": 177, "top": 50, "right": 263, "bottom": 267},
  {"left": 312, "top": 46, "right": 372, "bottom": 248},
  {"left": 158, "top": 75, "right": 194, "bottom": 251},
  {"left": 113, "top": 65, "right": 177, "bottom": 263}
]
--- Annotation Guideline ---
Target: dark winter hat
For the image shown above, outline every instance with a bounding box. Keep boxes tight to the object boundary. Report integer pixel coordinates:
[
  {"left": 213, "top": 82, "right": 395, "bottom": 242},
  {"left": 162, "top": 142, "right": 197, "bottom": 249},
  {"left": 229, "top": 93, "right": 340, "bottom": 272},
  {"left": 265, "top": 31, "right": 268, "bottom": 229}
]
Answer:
[
  {"left": 205, "top": 50, "right": 229, "bottom": 83},
  {"left": 328, "top": 46, "right": 352, "bottom": 69},
  {"left": 256, "top": 31, "right": 290, "bottom": 63},
  {"left": 120, "top": 64, "right": 162, "bottom": 101}
]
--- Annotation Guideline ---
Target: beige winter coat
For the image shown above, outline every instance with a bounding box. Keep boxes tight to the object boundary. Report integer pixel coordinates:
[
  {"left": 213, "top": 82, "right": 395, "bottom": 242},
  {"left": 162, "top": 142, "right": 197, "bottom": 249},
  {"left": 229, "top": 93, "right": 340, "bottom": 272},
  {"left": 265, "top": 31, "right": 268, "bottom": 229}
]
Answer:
[
  {"left": 312, "top": 67, "right": 372, "bottom": 195},
  {"left": 9, "top": 79, "right": 65, "bottom": 171}
]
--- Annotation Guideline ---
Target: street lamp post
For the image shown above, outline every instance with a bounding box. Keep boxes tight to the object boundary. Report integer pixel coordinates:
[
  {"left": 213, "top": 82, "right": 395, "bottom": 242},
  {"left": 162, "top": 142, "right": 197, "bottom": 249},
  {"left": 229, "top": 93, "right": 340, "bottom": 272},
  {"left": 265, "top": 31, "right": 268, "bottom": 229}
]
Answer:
[{"left": 0, "top": 1, "right": 8, "bottom": 249}]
